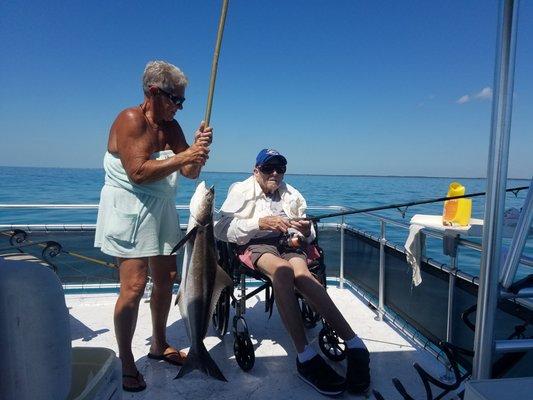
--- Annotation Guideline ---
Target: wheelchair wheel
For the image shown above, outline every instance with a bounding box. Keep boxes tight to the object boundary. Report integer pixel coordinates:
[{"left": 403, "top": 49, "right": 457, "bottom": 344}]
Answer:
[
  {"left": 299, "top": 298, "right": 321, "bottom": 329},
  {"left": 212, "top": 288, "right": 230, "bottom": 337},
  {"left": 232, "top": 316, "right": 255, "bottom": 371},
  {"left": 234, "top": 333, "right": 255, "bottom": 371},
  {"left": 318, "top": 325, "right": 346, "bottom": 361}
]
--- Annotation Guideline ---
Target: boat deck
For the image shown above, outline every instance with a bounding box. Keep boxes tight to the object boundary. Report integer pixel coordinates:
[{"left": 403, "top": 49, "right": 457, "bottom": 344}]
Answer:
[{"left": 67, "top": 285, "right": 454, "bottom": 399}]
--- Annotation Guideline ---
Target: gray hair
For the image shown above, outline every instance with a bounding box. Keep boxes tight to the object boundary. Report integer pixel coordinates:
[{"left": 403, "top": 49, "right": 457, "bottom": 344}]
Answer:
[{"left": 142, "top": 60, "right": 188, "bottom": 94}]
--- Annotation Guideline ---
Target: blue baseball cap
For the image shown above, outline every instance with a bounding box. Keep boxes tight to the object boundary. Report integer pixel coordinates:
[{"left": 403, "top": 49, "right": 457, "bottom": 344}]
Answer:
[{"left": 255, "top": 148, "right": 287, "bottom": 166}]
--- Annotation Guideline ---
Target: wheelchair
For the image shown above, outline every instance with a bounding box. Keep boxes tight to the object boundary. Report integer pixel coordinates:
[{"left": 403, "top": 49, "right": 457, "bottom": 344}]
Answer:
[{"left": 212, "top": 230, "right": 347, "bottom": 371}]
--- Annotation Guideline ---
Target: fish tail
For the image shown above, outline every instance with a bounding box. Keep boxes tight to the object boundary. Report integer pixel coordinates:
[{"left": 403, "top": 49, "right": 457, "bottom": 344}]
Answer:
[{"left": 174, "top": 343, "right": 227, "bottom": 382}]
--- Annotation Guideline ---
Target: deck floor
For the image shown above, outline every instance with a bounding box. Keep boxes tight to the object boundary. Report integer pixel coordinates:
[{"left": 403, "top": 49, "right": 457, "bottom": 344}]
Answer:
[{"left": 67, "top": 285, "right": 454, "bottom": 400}]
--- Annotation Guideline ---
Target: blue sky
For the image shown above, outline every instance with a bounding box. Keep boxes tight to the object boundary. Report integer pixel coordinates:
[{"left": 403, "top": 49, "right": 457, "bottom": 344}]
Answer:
[{"left": 0, "top": 0, "right": 531, "bottom": 178}]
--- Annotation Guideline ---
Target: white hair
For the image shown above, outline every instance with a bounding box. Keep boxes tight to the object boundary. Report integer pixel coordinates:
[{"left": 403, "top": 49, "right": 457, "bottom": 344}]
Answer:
[{"left": 142, "top": 60, "right": 188, "bottom": 94}]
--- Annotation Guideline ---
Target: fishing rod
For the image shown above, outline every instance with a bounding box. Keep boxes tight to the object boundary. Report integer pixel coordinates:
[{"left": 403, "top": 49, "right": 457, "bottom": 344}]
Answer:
[
  {"left": 62, "top": 248, "right": 117, "bottom": 269},
  {"left": 204, "top": 0, "right": 229, "bottom": 127},
  {"left": 293, "top": 185, "right": 529, "bottom": 222},
  {"left": 0, "top": 230, "right": 117, "bottom": 269},
  {"left": 195, "top": 0, "right": 229, "bottom": 188},
  {"left": 0, "top": 240, "right": 54, "bottom": 253}
]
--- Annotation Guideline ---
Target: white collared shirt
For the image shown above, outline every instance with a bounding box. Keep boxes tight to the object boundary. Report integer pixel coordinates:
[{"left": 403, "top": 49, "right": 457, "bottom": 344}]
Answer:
[{"left": 214, "top": 176, "right": 316, "bottom": 245}]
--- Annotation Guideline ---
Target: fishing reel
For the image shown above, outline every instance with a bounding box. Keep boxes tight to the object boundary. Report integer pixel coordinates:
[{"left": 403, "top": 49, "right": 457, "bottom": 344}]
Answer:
[{"left": 279, "top": 232, "right": 305, "bottom": 250}]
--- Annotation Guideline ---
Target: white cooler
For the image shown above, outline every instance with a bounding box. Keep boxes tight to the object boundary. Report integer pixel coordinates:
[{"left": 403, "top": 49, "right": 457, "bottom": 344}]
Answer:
[{"left": 0, "top": 256, "right": 121, "bottom": 400}]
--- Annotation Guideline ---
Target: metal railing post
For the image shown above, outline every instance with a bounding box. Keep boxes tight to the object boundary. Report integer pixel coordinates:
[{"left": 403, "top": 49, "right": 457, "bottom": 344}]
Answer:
[
  {"left": 377, "top": 220, "right": 386, "bottom": 321},
  {"left": 446, "top": 256, "right": 457, "bottom": 343},
  {"left": 440, "top": 233, "right": 460, "bottom": 383},
  {"left": 340, "top": 215, "right": 345, "bottom": 288},
  {"left": 441, "top": 255, "right": 458, "bottom": 382},
  {"left": 472, "top": 0, "right": 519, "bottom": 380}
]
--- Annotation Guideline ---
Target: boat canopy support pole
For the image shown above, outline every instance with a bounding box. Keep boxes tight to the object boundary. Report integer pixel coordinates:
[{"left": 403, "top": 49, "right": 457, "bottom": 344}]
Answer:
[
  {"left": 500, "top": 177, "right": 533, "bottom": 288},
  {"left": 472, "top": 0, "right": 520, "bottom": 380}
]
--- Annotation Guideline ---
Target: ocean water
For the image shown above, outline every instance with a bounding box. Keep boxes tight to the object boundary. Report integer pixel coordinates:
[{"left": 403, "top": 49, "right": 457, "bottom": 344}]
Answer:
[{"left": 0, "top": 166, "right": 530, "bottom": 278}]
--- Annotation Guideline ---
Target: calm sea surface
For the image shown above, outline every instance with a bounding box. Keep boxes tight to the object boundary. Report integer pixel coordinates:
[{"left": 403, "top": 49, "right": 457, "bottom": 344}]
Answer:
[{"left": 0, "top": 166, "right": 530, "bottom": 278}]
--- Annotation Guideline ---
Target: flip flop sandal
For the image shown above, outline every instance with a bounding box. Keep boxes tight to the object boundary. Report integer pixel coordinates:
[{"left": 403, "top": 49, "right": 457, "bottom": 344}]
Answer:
[
  {"left": 122, "top": 371, "right": 146, "bottom": 392},
  {"left": 147, "top": 351, "right": 187, "bottom": 366}
]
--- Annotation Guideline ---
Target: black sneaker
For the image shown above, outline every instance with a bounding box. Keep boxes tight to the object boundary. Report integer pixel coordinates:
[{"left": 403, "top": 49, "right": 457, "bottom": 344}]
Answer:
[
  {"left": 297, "top": 355, "right": 346, "bottom": 397},
  {"left": 346, "top": 347, "right": 370, "bottom": 394}
]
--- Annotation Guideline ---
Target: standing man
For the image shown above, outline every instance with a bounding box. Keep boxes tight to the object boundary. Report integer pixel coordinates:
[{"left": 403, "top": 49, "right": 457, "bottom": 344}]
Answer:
[{"left": 94, "top": 60, "right": 212, "bottom": 392}]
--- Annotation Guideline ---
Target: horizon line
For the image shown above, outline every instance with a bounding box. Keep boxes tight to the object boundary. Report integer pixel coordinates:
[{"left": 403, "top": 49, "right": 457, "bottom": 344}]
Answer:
[{"left": 0, "top": 165, "right": 529, "bottom": 181}]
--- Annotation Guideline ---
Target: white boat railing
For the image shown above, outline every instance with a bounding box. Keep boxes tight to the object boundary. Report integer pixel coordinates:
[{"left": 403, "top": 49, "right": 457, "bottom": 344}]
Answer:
[
  {"left": 2, "top": 203, "right": 530, "bottom": 267},
  {"left": 2, "top": 202, "right": 531, "bottom": 340}
]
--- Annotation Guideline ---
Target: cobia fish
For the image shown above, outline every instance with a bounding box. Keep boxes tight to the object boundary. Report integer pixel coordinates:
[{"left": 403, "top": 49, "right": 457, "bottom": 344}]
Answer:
[{"left": 173, "top": 181, "right": 232, "bottom": 381}]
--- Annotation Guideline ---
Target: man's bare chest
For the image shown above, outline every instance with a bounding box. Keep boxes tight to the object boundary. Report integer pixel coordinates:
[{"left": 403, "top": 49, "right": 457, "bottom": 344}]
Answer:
[{"left": 148, "top": 127, "right": 176, "bottom": 152}]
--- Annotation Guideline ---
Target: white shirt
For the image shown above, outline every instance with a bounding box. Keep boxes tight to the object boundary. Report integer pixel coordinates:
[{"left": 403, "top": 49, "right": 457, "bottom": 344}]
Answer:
[{"left": 214, "top": 176, "right": 316, "bottom": 245}]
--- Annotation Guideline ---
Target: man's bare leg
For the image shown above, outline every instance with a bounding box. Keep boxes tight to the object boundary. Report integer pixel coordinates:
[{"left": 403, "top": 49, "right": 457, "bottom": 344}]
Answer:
[
  {"left": 115, "top": 257, "right": 149, "bottom": 388},
  {"left": 290, "top": 257, "right": 355, "bottom": 340},
  {"left": 290, "top": 258, "right": 371, "bottom": 392},
  {"left": 148, "top": 255, "right": 186, "bottom": 362},
  {"left": 256, "top": 253, "right": 308, "bottom": 352}
]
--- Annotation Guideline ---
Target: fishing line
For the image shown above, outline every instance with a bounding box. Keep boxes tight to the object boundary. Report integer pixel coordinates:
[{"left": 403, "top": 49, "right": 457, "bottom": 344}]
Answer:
[{"left": 294, "top": 185, "right": 529, "bottom": 222}]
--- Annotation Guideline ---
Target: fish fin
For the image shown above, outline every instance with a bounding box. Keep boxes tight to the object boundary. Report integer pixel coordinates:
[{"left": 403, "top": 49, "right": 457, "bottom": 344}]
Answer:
[
  {"left": 170, "top": 226, "right": 198, "bottom": 255},
  {"left": 174, "top": 343, "right": 227, "bottom": 382}
]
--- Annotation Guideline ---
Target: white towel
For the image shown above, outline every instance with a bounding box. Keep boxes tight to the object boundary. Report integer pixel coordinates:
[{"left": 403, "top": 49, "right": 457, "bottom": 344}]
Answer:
[
  {"left": 405, "top": 224, "right": 424, "bottom": 286},
  {"left": 94, "top": 150, "right": 181, "bottom": 258}
]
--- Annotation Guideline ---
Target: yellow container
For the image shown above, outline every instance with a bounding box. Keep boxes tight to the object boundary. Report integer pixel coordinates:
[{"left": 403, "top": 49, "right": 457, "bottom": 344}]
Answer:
[
  {"left": 443, "top": 182, "right": 471, "bottom": 226},
  {"left": 454, "top": 198, "right": 472, "bottom": 226},
  {"left": 447, "top": 182, "right": 465, "bottom": 197}
]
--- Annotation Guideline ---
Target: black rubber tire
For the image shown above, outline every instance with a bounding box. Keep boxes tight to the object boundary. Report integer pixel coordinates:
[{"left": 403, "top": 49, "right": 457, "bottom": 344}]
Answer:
[
  {"left": 300, "top": 298, "right": 320, "bottom": 329},
  {"left": 212, "top": 288, "right": 230, "bottom": 337},
  {"left": 318, "top": 325, "right": 346, "bottom": 361},
  {"left": 234, "top": 334, "right": 255, "bottom": 371}
]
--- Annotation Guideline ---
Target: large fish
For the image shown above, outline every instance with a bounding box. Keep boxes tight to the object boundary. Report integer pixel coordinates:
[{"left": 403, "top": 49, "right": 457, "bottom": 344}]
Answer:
[{"left": 173, "top": 181, "right": 232, "bottom": 381}]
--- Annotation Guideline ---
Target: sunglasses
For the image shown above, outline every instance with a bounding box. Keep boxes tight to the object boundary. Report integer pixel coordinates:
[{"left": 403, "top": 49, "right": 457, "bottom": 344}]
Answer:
[
  {"left": 258, "top": 164, "right": 287, "bottom": 174},
  {"left": 158, "top": 88, "right": 186, "bottom": 106}
]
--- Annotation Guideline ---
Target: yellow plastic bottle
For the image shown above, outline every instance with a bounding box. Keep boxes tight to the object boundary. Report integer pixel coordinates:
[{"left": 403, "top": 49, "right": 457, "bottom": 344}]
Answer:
[
  {"left": 443, "top": 182, "right": 471, "bottom": 226},
  {"left": 455, "top": 198, "right": 472, "bottom": 226}
]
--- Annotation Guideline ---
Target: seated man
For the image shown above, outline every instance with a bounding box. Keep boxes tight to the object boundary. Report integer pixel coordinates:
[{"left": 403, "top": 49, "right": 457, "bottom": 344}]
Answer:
[{"left": 214, "top": 148, "right": 370, "bottom": 396}]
